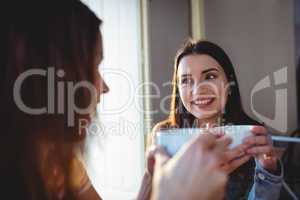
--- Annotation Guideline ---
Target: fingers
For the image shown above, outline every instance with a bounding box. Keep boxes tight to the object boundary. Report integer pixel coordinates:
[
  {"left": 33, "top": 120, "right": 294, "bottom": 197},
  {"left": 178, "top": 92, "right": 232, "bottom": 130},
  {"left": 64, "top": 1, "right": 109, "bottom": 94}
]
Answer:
[
  {"left": 215, "top": 136, "right": 232, "bottom": 153},
  {"left": 221, "top": 155, "right": 251, "bottom": 174},
  {"left": 192, "top": 133, "right": 218, "bottom": 150},
  {"left": 246, "top": 145, "right": 273, "bottom": 155},
  {"left": 146, "top": 145, "right": 171, "bottom": 175},
  {"left": 243, "top": 135, "right": 269, "bottom": 146},
  {"left": 215, "top": 132, "right": 225, "bottom": 139},
  {"left": 223, "top": 145, "right": 246, "bottom": 162},
  {"left": 209, "top": 128, "right": 225, "bottom": 138},
  {"left": 251, "top": 126, "right": 268, "bottom": 136}
]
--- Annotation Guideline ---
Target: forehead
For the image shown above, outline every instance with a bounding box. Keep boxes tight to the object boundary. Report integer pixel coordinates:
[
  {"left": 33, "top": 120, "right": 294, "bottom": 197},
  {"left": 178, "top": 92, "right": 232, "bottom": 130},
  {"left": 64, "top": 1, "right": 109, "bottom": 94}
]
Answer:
[
  {"left": 177, "top": 54, "right": 222, "bottom": 75},
  {"left": 94, "top": 32, "right": 103, "bottom": 67},
  {"left": 97, "top": 32, "right": 103, "bottom": 60}
]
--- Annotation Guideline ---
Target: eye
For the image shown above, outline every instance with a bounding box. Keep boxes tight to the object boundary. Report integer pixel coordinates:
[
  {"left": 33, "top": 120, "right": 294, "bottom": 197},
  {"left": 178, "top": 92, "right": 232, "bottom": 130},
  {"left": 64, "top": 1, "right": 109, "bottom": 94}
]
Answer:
[
  {"left": 180, "top": 77, "right": 193, "bottom": 85},
  {"left": 205, "top": 73, "right": 218, "bottom": 80}
]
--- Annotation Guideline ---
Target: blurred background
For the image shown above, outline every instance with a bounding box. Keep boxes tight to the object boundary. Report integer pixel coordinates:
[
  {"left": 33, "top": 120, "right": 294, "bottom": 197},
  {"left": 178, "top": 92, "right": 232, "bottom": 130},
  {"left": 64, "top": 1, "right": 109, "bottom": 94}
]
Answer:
[{"left": 82, "top": 0, "right": 299, "bottom": 199}]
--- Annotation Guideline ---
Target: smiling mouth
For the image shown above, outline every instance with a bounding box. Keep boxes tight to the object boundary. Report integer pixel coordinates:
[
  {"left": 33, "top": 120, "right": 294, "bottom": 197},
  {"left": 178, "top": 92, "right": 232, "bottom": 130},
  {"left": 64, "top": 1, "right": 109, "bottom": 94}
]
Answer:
[{"left": 191, "top": 97, "right": 215, "bottom": 108}]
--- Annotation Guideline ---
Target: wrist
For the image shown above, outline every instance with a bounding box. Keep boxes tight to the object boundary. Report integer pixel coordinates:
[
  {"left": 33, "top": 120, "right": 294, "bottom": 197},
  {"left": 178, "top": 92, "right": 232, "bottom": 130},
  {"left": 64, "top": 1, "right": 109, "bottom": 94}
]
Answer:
[
  {"left": 259, "top": 154, "right": 278, "bottom": 172},
  {"left": 257, "top": 158, "right": 282, "bottom": 176},
  {"left": 265, "top": 160, "right": 281, "bottom": 175}
]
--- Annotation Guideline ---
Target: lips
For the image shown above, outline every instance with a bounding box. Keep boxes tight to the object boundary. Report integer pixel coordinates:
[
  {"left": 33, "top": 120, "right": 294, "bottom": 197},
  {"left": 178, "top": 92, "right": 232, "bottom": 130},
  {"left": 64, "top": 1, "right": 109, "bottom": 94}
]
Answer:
[{"left": 191, "top": 97, "right": 215, "bottom": 108}]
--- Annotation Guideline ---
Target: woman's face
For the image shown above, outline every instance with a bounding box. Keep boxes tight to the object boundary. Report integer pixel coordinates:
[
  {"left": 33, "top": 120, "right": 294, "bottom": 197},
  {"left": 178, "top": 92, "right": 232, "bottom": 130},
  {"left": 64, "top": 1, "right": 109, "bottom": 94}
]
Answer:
[
  {"left": 177, "top": 54, "right": 229, "bottom": 121},
  {"left": 95, "top": 33, "right": 109, "bottom": 103}
]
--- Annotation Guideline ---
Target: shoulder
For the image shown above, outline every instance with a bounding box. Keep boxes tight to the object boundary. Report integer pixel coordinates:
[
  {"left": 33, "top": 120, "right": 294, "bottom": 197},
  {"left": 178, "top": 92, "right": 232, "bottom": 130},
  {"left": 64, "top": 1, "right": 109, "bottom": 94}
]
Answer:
[{"left": 152, "top": 120, "right": 174, "bottom": 133}]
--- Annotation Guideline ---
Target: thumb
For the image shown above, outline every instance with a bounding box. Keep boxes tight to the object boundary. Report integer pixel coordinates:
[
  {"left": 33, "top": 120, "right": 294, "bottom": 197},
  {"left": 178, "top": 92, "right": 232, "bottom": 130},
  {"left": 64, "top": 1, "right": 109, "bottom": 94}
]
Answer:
[{"left": 154, "top": 146, "right": 171, "bottom": 170}]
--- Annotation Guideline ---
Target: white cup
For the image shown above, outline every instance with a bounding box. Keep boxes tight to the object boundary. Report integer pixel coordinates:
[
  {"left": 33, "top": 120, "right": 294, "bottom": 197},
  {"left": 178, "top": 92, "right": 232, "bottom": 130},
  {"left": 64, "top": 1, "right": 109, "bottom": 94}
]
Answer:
[{"left": 156, "top": 125, "right": 253, "bottom": 156}]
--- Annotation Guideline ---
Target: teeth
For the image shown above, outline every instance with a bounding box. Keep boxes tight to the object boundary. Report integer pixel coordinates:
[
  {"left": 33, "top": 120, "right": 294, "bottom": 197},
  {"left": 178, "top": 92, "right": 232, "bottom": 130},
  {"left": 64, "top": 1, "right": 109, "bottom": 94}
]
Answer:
[{"left": 193, "top": 98, "right": 213, "bottom": 105}]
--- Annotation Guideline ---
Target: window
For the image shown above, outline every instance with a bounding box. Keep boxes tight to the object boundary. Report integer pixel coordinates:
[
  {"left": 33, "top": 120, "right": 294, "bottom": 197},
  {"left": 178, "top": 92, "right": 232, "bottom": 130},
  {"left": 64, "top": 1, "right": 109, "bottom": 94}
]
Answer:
[{"left": 82, "top": 0, "right": 145, "bottom": 199}]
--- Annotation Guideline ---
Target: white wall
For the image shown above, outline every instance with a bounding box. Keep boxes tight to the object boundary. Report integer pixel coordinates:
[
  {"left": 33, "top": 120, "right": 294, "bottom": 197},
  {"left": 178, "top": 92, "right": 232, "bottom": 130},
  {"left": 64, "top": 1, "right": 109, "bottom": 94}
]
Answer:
[
  {"left": 296, "top": 0, "right": 300, "bottom": 126},
  {"left": 148, "top": 0, "right": 191, "bottom": 125},
  {"left": 296, "top": 0, "right": 300, "bottom": 60},
  {"left": 203, "top": 0, "right": 298, "bottom": 133}
]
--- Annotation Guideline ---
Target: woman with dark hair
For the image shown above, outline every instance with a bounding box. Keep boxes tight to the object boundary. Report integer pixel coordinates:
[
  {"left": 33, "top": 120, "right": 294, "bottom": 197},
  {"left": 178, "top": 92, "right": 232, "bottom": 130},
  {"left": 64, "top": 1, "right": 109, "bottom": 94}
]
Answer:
[
  {"left": 0, "top": 1, "right": 107, "bottom": 199},
  {"left": 166, "top": 41, "right": 255, "bottom": 128},
  {"left": 0, "top": 1, "right": 231, "bottom": 200},
  {"left": 139, "top": 40, "right": 284, "bottom": 200}
]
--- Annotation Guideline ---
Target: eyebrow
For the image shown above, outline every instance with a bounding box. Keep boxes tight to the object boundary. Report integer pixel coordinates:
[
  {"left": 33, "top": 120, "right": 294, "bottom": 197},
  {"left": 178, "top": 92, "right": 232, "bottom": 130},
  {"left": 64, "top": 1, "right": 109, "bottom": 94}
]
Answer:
[
  {"left": 201, "top": 68, "right": 219, "bottom": 74},
  {"left": 180, "top": 74, "right": 192, "bottom": 78},
  {"left": 180, "top": 68, "right": 219, "bottom": 77}
]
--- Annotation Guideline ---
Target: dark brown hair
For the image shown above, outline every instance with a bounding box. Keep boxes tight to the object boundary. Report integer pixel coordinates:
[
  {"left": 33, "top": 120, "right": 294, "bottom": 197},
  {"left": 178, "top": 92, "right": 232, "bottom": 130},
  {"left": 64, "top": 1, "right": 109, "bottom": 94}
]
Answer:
[
  {"left": 167, "top": 39, "right": 258, "bottom": 128},
  {"left": 149, "top": 40, "right": 259, "bottom": 199},
  {"left": 0, "top": 1, "right": 101, "bottom": 199}
]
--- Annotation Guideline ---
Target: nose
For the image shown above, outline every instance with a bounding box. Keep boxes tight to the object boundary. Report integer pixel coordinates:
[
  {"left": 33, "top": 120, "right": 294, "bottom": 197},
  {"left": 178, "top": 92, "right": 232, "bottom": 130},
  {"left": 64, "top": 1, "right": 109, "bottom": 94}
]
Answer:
[
  {"left": 192, "top": 81, "right": 210, "bottom": 95},
  {"left": 192, "top": 81, "right": 201, "bottom": 95},
  {"left": 101, "top": 80, "right": 109, "bottom": 94},
  {"left": 97, "top": 73, "right": 109, "bottom": 95}
]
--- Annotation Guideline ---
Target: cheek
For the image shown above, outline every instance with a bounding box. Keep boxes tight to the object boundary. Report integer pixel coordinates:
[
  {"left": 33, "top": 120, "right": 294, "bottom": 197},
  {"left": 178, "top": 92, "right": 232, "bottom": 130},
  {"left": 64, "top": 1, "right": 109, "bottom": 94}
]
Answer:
[
  {"left": 94, "top": 73, "right": 101, "bottom": 92},
  {"left": 178, "top": 87, "right": 191, "bottom": 102},
  {"left": 211, "top": 79, "right": 227, "bottom": 97},
  {"left": 219, "top": 92, "right": 228, "bottom": 112},
  {"left": 214, "top": 80, "right": 229, "bottom": 109}
]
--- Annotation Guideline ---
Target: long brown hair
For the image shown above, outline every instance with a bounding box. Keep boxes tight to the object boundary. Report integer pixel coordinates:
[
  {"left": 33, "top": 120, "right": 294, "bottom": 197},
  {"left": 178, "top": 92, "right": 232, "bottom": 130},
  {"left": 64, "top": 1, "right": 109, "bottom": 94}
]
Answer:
[
  {"left": 149, "top": 40, "right": 259, "bottom": 199},
  {"left": 167, "top": 39, "right": 258, "bottom": 128},
  {"left": 0, "top": 1, "right": 101, "bottom": 199}
]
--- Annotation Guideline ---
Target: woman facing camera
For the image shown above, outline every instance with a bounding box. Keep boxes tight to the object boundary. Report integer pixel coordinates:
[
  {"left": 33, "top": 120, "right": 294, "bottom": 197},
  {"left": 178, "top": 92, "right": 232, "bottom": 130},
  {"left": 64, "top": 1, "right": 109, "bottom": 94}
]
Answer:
[
  {"left": 0, "top": 1, "right": 230, "bottom": 200},
  {"left": 140, "top": 40, "right": 283, "bottom": 200}
]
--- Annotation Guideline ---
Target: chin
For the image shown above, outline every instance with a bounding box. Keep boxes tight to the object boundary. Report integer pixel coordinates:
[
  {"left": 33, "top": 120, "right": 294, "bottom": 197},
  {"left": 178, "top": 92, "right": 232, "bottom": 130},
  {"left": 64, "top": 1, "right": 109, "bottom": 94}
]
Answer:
[
  {"left": 194, "top": 114, "right": 217, "bottom": 121},
  {"left": 192, "top": 108, "right": 219, "bottom": 118},
  {"left": 191, "top": 110, "right": 220, "bottom": 122}
]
